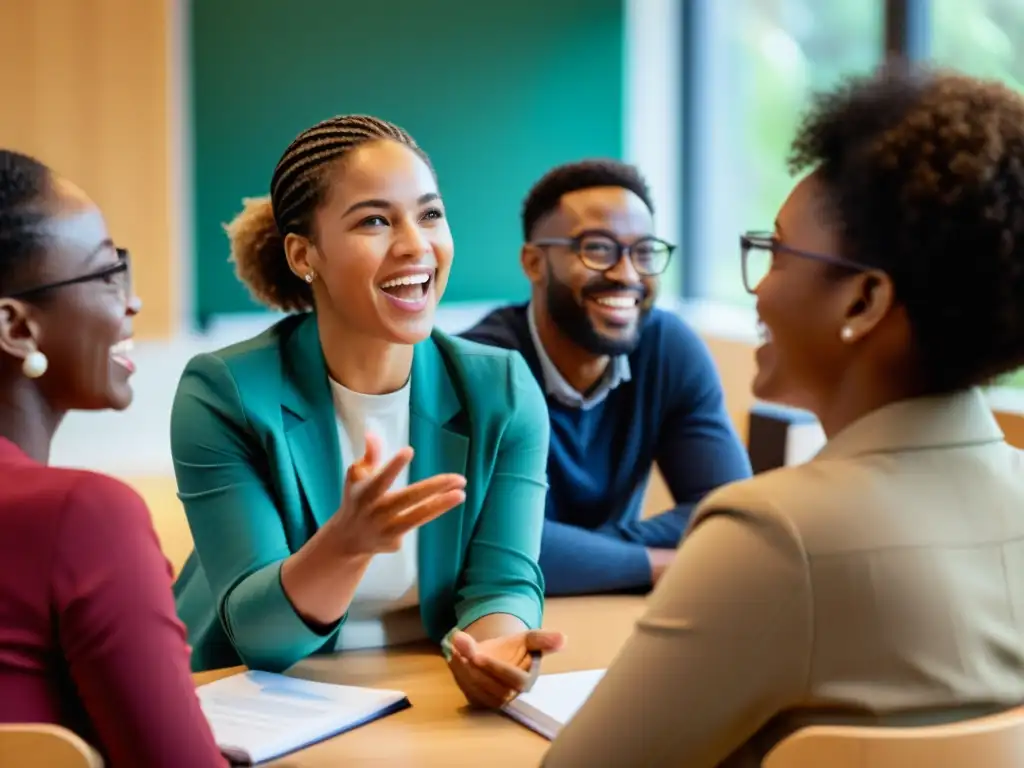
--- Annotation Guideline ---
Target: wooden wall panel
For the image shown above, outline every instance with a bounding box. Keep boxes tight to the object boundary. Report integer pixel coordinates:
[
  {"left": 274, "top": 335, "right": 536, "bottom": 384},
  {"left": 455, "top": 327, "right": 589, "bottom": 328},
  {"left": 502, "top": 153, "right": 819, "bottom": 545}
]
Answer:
[
  {"left": 704, "top": 336, "right": 759, "bottom": 445},
  {"left": 0, "top": 0, "right": 173, "bottom": 338}
]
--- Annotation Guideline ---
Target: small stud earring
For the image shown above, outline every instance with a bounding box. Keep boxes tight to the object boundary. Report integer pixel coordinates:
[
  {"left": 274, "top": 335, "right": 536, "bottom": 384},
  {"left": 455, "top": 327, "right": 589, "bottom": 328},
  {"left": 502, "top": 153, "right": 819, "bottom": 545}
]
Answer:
[
  {"left": 840, "top": 326, "right": 854, "bottom": 342},
  {"left": 304, "top": 272, "right": 316, "bottom": 284},
  {"left": 22, "top": 350, "right": 48, "bottom": 379}
]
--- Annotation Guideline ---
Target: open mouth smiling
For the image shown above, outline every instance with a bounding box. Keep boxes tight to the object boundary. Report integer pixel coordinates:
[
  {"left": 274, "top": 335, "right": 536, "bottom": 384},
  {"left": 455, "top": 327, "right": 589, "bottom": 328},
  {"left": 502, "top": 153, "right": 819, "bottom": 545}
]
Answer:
[{"left": 378, "top": 267, "right": 435, "bottom": 312}]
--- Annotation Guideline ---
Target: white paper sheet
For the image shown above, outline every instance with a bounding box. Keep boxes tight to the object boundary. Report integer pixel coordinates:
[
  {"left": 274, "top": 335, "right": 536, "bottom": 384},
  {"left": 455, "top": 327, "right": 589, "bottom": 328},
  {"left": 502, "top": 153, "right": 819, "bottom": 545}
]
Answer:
[
  {"left": 197, "top": 670, "right": 409, "bottom": 764},
  {"left": 502, "top": 669, "right": 605, "bottom": 740}
]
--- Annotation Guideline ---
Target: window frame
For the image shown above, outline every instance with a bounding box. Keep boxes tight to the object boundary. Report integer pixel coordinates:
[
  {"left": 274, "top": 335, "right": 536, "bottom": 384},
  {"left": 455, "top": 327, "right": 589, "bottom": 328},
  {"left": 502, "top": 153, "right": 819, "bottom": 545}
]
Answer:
[{"left": 676, "top": 0, "right": 932, "bottom": 300}]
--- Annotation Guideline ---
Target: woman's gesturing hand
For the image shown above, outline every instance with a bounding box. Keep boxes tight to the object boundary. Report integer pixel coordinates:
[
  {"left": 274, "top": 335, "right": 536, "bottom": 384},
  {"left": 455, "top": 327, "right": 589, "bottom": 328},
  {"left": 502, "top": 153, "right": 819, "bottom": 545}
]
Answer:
[
  {"left": 448, "top": 629, "right": 567, "bottom": 709},
  {"left": 327, "top": 432, "right": 466, "bottom": 556}
]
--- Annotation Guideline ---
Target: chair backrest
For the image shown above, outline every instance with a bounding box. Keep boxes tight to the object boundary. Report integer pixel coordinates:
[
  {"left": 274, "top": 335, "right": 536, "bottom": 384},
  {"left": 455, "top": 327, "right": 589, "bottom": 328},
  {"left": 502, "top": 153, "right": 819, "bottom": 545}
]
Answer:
[
  {"left": 763, "top": 708, "right": 1024, "bottom": 768},
  {"left": 0, "top": 724, "right": 103, "bottom": 768},
  {"left": 123, "top": 475, "right": 193, "bottom": 576}
]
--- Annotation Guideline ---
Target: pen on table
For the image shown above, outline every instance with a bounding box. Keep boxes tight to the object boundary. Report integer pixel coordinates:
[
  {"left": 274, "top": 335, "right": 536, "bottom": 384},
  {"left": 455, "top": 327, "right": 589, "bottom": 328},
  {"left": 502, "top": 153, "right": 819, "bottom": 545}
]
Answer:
[{"left": 524, "top": 650, "right": 543, "bottom": 692}]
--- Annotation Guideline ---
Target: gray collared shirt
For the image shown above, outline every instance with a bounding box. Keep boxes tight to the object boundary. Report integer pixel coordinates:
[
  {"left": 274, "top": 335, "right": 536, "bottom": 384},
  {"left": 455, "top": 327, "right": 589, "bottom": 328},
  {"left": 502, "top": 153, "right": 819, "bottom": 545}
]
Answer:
[{"left": 527, "top": 302, "right": 631, "bottom": 410}]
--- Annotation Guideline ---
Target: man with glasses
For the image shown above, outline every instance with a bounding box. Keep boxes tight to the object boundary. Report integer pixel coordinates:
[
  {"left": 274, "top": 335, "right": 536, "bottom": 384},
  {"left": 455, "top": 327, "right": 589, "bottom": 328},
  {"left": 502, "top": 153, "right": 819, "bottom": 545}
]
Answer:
[{"left": 460, "top": 160, "right": 751, "bottom": 595}]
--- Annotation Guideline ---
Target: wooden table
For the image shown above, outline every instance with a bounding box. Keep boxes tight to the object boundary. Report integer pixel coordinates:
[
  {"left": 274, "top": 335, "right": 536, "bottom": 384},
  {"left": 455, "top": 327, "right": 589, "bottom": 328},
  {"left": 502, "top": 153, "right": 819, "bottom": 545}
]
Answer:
[{"left": 193, "top": 596, "right": 645, "bottom": 767}]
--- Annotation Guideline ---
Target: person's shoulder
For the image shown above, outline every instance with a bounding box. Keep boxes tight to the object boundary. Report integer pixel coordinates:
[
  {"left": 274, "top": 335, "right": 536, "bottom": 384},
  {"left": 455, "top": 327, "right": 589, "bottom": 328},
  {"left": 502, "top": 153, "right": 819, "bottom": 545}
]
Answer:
[
  {"left": 691, "top": 458, "right": 871, "bottom": 549},
  {"left": 173, "top": 313, "right": 312, "bottom": 425},
  {"left": 632, "top": 308, "right": 723, "bottom": 404},
  {"left": 695, "top": 468, "right": 796, "bottom": 520},
  {"left": 185, "top": 312, "right": 309, "bottom": 378},
  {"left": 457, "top": 303, "right": 530, "bottom": 351},
  {"left": 432, "top": 327, "right": 531, "bottom": 387},
  {"left": 45, "top": 473, "right": 174, "bottom": 601},
  {"left": 3, "top": 462, "right": 140, "bottom": 502},
  {"left": 440, "top": 328, "right": 522, "bottom": 362},
  {"left": 44, "top": 469, "right": 153, "bottom": 534},
  {"left": 431, "top": 329, "right": 545, "bottom": 420},
  {"left": 635, "top": 307, "right": 708, "bottom": 358},
  {"left": 64, "top": 469, "right": 147, "bottom": 511},
  {"left": 0, "top": 462, "right": 96, "bottom": 522},
  {"left": 687, "top": 468, "right": 816, "bottom": 564}
]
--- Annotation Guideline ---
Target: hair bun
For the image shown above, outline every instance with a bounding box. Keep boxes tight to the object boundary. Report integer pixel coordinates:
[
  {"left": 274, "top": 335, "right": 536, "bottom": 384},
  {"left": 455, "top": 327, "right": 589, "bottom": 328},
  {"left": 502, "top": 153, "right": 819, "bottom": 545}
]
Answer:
[{"left": 226, "top": 196, "right": 312, "bottom": 312}]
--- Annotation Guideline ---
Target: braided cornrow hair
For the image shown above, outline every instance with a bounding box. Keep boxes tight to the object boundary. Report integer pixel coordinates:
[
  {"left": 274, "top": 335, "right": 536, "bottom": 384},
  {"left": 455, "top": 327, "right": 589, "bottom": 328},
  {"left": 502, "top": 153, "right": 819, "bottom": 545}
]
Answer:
[{"left": 227, "top": 115, "right": 429, "bottom": 312}]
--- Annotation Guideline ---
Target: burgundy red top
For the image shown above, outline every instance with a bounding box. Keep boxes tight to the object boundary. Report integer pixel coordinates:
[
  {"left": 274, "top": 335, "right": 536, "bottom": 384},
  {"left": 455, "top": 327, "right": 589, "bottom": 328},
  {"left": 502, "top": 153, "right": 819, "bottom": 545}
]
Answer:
[{"left": 0, "top": 437, "right": 226, "bottom": 767}]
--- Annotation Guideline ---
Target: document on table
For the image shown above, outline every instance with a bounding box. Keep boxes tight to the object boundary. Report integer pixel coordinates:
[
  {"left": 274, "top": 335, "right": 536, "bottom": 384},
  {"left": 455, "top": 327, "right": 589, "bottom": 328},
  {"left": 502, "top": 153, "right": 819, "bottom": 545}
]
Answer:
[
  {"left": 502, "top": 669, "right": 605, "bottom": 740},
  {"left": 197, "top": 670, "right": 410, "bottom": 765}
]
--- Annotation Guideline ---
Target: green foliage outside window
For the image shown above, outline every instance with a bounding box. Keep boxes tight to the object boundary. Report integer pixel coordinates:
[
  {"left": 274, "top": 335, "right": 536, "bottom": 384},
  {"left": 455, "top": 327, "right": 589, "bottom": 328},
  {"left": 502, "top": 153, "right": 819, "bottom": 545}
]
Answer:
[{"left": 708, "top": 0, "right": 1024, "bottom": 387}]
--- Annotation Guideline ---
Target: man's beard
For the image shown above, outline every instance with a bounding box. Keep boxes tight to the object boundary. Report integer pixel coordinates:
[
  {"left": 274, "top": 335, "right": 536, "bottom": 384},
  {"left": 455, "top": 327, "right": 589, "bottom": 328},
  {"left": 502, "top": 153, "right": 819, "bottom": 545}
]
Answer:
[{"left": 544, "top": 268, "right": 651, "bottom": 356}]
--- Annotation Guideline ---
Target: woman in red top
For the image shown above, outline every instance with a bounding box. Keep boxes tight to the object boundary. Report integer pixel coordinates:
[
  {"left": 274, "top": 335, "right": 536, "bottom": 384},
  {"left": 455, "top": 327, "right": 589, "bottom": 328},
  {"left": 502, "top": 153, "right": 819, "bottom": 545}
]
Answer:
[{"left": 0, "top": 150, "right": 226, "bottom": 767}]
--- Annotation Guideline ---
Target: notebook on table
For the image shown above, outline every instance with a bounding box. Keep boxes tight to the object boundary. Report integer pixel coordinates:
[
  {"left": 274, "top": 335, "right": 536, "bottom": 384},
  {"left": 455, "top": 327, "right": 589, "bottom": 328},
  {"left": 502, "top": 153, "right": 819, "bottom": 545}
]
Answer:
[
  {"left": 501, "top": 669, "right": 605, "bottom": 740},
  {"left": 197, "top": 670, "right": 410, "bottom": 765}
]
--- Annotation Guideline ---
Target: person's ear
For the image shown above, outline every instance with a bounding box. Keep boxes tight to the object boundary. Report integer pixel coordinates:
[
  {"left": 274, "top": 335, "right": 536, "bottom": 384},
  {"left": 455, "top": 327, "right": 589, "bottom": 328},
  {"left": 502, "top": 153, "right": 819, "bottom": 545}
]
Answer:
[
  {"left": 0, "top": 299, "right": 43, "bottom": 362},
  {"left": 835, "top": 269, "right": 895, "bottom": 344},
  {"left": 284, "top": 233, "right": 319, "bottom": 283},
  {"left": 521, "top": 244, "right": 546, "bottom": 286}
]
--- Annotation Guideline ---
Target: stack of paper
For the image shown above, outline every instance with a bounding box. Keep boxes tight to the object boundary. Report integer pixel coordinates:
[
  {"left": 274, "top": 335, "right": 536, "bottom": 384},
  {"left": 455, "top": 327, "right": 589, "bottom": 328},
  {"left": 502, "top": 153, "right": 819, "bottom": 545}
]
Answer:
[
  {"left": 502, "top": 669, "right": 605, "bottom": 740},
  {"left": 197, "top": 670, "right": 409, "bottom": 765}
]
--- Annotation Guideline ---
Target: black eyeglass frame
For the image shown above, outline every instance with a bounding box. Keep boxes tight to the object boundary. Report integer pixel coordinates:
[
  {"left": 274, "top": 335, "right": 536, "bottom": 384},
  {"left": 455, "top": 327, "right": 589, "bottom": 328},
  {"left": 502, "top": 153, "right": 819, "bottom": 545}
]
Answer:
[
  {"left": 739, "top": 231, "right": 865, "bottom": 294},
  {"left": 4, "top": 245, "right": 131, "bottom": 300},
  {"left": 531, "top": 230, "right": 676, "bottom": 277}
]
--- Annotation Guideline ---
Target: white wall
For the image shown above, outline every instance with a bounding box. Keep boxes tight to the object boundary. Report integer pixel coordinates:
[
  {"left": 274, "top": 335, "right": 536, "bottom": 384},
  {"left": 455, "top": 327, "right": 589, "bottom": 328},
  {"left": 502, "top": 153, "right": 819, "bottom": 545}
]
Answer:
[{"left": 50, "top": 0, "right": 683, "bottom": 476}]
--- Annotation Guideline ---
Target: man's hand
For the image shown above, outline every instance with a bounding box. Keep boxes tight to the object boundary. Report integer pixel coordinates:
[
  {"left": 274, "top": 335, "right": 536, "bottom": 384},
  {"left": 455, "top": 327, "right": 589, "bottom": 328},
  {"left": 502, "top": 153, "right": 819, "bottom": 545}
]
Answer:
[{"left": 646, "top": 548, "right": 676, "bottom": 585}]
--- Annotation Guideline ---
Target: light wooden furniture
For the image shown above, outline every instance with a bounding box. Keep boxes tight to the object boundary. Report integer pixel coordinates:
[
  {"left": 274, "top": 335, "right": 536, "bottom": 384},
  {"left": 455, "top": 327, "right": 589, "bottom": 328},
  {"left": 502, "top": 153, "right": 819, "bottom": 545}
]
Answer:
[
  {"left": 0, "top": 724, "right": 103, "bottom": 768},
  {"left": 763, "top": 707, "right": 1024, "bottom": 768},
  {"left": 124, "top": 475, "right": 193, "bottom": 576},
  {"left": 193, "top": 596, "right": 645, "bottom": 767}
]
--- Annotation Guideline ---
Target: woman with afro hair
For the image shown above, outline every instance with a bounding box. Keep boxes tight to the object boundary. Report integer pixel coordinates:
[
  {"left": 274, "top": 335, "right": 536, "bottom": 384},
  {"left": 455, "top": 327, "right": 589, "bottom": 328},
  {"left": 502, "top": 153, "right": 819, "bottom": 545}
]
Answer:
[{"left": 545, "top": 65, "right": 1024, "bottom": 768}]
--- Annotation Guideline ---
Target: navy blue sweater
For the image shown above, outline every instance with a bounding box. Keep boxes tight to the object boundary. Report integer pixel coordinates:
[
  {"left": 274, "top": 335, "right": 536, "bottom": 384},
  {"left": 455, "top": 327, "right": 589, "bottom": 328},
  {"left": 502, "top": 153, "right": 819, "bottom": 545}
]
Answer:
[{"left": 460, "top": 304, "right": 753, "bottom": 595}]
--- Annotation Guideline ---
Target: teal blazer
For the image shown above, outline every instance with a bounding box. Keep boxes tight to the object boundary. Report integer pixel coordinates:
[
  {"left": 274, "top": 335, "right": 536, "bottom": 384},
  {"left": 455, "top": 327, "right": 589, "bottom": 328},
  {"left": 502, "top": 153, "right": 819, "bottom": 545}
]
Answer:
[{"left": 171, "top": 313, "right": 549, "bottom": 673}]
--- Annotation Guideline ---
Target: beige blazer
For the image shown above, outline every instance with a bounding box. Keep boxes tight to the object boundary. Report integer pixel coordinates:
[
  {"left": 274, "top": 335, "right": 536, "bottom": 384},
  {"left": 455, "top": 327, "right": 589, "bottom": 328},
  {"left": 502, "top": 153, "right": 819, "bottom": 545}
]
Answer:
[{"left": 544, "top": 389, "right": 1024, "bottom": 768}]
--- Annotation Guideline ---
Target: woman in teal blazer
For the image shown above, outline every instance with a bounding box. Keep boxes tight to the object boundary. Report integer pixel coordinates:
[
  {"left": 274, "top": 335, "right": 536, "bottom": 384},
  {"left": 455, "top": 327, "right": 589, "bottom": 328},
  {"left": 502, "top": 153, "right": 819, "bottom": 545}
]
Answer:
[{"left": 171, "top": 115, "right": 563, "bottom": 708}]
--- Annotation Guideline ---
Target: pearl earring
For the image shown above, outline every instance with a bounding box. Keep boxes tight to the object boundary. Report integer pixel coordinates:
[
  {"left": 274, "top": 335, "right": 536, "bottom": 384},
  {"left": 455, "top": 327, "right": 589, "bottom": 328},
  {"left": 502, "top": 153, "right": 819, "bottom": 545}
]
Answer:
[
  {"left": 304, "top": 272, "right": 316, "bottom": 284},
  {"left": 22, "top": 350, "right": 48, "bottom": 379},
  {"left": 840, "top": 326, "right": 854, "bottom": 342}
]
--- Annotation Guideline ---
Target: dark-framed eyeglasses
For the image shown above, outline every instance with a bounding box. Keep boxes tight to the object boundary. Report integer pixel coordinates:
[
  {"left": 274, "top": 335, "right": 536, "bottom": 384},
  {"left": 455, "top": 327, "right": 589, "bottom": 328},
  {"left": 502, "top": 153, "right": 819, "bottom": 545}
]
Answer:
[
  {"left": 532, "top": 230, "right": 675, "bottom": 277},
  {"left": 739, "top": 231, "right": 865, "bottom": 294},
  {"left": 4, "top": 244, "right": 132, "bottom": 300}
]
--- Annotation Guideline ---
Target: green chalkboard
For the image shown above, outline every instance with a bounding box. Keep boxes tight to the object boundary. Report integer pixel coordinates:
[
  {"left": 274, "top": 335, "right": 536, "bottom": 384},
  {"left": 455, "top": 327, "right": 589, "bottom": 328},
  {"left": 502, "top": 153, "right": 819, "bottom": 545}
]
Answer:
[{"left": 190, "top": 0, "right": 624, "bottom": 326}]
